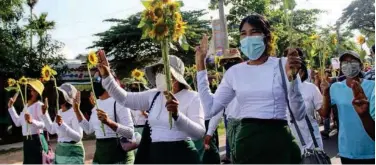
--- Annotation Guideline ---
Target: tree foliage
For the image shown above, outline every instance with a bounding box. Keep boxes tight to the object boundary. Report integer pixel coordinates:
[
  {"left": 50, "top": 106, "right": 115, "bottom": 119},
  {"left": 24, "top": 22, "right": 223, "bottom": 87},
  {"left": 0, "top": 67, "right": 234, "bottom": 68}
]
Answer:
[
  {"left": 90, "top": 10, "right": 210, "bottom": 78},
  {"left": 339, "top": 0, "right": 375, "bottom": 33}
]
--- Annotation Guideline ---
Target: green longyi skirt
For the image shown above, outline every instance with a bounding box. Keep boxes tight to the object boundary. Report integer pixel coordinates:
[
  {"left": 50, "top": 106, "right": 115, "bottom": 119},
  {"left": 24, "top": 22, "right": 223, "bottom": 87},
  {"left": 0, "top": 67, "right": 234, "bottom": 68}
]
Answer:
[{"left": 234, "top": 118, "right": 301, "bottom": 164}]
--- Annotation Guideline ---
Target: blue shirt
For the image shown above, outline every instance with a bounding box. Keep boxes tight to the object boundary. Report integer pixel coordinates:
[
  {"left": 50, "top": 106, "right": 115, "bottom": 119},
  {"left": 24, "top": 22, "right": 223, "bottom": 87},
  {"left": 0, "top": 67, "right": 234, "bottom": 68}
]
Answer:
[{"left": 330, "top": 79, "right": 375, "bottom": 159}]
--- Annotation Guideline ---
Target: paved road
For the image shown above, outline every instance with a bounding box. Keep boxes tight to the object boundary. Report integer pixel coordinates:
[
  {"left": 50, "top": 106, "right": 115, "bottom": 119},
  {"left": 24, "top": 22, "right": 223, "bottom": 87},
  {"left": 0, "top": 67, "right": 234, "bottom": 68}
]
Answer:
[{"left": 0, "top": 134, "right": 340, "bottom": 164}]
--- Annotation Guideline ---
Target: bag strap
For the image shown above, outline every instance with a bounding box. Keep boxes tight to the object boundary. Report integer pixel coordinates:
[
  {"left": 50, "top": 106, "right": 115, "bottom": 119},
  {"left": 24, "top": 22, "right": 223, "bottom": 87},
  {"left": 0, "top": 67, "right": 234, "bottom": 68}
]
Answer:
[
  {"left": 114, "top": 101, "right": 118, "bottom": 123},
  {"left": 278, "top": 59, "right": 319, "bottom": 148},
  {"left": 148, "top": 92, "right": 161, "bottom": 113}
]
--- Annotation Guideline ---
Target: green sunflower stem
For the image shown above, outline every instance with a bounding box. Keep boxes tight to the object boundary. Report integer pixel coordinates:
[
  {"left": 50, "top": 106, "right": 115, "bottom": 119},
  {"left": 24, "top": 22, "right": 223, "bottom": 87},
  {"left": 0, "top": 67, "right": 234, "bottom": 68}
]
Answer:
[
  {"left": 24, "top": 85, "right": 30, "bottom": 139},
  {"left": 52, "top": 75, "right": 59, "bottom": 116},
  {"left": 17, "top": 84, "right": 28, "bottom": 139},
  {"left": 161, "top": 39, "right": 173, "bottom": 130},
  {"left": 87, "top": 65, "right": 106, "bottom": 136}
]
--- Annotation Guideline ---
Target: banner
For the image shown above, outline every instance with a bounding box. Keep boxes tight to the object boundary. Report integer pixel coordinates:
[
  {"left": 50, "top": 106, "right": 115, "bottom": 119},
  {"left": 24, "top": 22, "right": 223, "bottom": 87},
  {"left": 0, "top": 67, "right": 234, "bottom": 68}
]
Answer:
[{"left": 331, "top": 58, "right": 340, "bottom": 70}]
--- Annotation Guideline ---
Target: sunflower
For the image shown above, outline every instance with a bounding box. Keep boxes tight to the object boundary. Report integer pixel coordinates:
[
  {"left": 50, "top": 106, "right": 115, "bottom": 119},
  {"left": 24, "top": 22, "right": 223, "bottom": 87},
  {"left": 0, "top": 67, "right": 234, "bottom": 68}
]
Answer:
[
  {"left": 173, "top": 20, "right": 187, "bottom": 41},
  {"left": 18, "top": 76, "right": 28, "bottom": 85},
  {"left": 192, "top": 65, "right": 197, "bottom": 71},
  {"left": 41, "top": 65, "right": 57, "bottom": 81},
  {"left": 131, "top": 69, "right": 145, "bottom": 81},
  {"left": 153, "top": 5, "right": 164, "bottom": 18},
  {"left": 167, "top": 2, "right": 178, "bottom": 13},
  {"left": 149, "top": 18, "right": 169, "bottom": 41},
  {"left": 214, "top": 56, "right": 221, "bottom": 65},
  {"left": 162, "top": 0, "right": 171, "bottom": 4},
  {"left": 143, "top": 8, "right": 156, "bottom": 22},
  {"left": 356, "top": 35, "right": 365, "bottom": 45},
  {"left": 174, "top": 12, "right": 182, "bottom": 21},
  {"left": 8, "top": 78, "right": 16, "bottom": 87},
  {"left": 88, "top": 51, "right": 98, "bottom": 68}
]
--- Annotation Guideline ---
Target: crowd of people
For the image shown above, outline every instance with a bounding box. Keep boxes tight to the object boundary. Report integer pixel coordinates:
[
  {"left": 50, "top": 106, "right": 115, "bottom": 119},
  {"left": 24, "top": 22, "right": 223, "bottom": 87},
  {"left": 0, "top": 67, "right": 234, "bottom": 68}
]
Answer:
[{"left": 6, "top": 14, "right": 375, "bottom": 164}]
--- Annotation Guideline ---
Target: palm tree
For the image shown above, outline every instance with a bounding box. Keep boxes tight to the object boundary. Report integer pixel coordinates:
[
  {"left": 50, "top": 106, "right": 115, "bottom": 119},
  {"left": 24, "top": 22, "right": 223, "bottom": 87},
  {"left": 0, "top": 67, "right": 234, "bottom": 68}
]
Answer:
[
  {"left": 27, "top": 0, "right": 38, "bottom": 50},
  {"left": 26, "top": 13, "right": 55, "bottom": 59}
]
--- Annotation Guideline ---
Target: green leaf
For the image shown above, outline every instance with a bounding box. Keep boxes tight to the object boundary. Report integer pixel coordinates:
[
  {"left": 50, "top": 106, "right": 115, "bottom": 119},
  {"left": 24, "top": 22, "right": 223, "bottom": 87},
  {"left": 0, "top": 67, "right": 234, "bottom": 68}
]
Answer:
[
  {"left": 141, "top": 0, "right": 152, "bottom": 8},
  {"left": 176, "top": 1, "right": 184, "bottom": 8},
  {"left": 5, "top": 87, "right": 18, "bottom": 91},
  {"left": 138, "top": 20, "right": 146, "bottom": 28},
  {"left": 179, "top": 35, "right": 189, "bottom": 51}
]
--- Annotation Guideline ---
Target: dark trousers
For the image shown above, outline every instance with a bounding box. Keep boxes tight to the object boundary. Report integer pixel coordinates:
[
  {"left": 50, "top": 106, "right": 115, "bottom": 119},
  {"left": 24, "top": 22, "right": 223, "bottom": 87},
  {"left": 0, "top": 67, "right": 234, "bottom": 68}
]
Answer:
[{"left": 341, "top": 157, "right": 375, "bottom": 164}]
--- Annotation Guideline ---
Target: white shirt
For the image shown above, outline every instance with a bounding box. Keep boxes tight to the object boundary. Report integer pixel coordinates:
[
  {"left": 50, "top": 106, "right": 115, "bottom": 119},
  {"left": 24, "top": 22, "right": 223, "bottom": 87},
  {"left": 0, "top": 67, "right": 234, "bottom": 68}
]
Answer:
[
  {"left": 42, "top": 108, "right": 83, "bottom": 142},
  {"left": 289, "top": 81, "right": 324, "bottom": 152},
  {"left": 208, "top": 57, "right": 306, "bottom": 121},
  {"left": 197, "top": 70, "right": 240, "bottom": 136},
  {"left": 8, "top": 102, "right": 45, "bottom": 136},
  {"left": 79, "top": 97, "right": 134, "bottom": 139},
  {"left": 102, "top": 75, "right": 206, "bottom": 142},
  {"left": 130, "top": 111, "right": 147, "bottom": 126}
]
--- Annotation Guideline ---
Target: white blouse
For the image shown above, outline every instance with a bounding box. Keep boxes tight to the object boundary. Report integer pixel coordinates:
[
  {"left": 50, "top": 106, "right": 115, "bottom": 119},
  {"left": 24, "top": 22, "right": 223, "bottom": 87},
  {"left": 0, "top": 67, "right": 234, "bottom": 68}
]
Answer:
[
  {"left": 79, "top": 97, "right": 134, "bottom": 139},
  {"left": 42, "top": 108, "right": 83, "bottom": 142},
  {"left": 130, "top": 110, "right": 147, "bottom": 126},
  {"left": 8, "top": 102, "right": 45, "bottom": 136},
  {"left": 102, "top": 75, "right": 206, "bottom": 142},
  {"left": 208, "top": 57, "right": 306, "bottom": 121},
  {"left": 197, "top": 70, "right": 240, "bottom": 136}
]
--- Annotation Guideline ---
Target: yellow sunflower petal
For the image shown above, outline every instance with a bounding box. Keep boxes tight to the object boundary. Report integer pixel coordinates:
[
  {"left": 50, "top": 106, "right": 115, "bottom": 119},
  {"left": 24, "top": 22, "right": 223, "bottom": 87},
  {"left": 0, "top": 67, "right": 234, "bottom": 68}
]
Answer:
[
  {"left": 18, "top": 76, "right": 28, "bottom": 85},
  {"left": 88, "top": 51, "right": 98, "bottom": 68},
  {"left": 8, "top": 78, "right": 16, "bottom": 87}
]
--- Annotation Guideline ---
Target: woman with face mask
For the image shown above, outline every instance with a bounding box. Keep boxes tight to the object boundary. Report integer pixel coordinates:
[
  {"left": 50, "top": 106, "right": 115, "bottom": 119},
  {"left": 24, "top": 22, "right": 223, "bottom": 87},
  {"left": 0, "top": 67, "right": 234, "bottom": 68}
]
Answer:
[
  {"left": 41, "top": 83, "right": 85, "bottom": 164},
  {"left": 320, "top": 51, "right": 375, "bottom": 164},
  {"left": 98, "top": 55, "right": 205, "bottom": 164},
  {"left": 73, "top": 80, "right": 135, "bottom": 164},
  {"left": 195, "top": 14, "right": 306, "bottom": 164},
  {"left": 8, "top": 79, "right": 47, "bottom": 164}
]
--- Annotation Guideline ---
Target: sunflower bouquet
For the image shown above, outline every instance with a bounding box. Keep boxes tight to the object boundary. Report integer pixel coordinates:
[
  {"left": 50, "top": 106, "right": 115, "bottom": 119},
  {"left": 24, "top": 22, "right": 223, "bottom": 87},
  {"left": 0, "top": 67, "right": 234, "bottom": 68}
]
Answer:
[
  {"left": 41, "top": 65, "right": 58, "bottom": 114},
  {"left": 87, "top": 50, "right": 106, "bottom": 136},
  {"left": 139, "top": 0, "right": 188, "bottom": 129},
  {"left": 6, "top": 76, "right": 32, "bottom": 138}
]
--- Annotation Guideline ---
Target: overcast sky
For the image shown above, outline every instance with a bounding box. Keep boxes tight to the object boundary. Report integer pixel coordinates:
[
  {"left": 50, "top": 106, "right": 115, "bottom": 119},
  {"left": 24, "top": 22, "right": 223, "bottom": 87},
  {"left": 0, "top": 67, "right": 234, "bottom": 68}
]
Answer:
[{"left": 30, "top": 0, "right": 354, "bottom": 59}]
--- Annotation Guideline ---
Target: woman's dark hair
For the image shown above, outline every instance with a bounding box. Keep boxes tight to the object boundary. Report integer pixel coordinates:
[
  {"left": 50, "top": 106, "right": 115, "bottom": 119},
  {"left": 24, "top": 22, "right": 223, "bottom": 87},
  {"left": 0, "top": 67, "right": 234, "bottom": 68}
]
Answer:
[
  {"left": 178, "top": 82, "right": 188, "bottom": 90},
  {"left": 239, "top": 14, "right": 275, "bottom": 55},
  {"left": 300, "top": 64, "right": 308, "bottom": 82}
]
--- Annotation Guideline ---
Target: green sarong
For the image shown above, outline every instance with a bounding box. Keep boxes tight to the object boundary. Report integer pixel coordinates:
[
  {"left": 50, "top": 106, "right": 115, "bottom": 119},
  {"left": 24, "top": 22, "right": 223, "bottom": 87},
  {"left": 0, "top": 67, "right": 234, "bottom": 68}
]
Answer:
[
  {"left": 55, "top": 142, "right": 85, "bottom": 164},
  {"left": 226, "top": 118, "right": 241, "bottom": 162},
  {"left": 149, "top": 140, "right": 200, "bottom": 164},
  {"left": 193, "top": 139, "right": 205, "bottom": 162},
  {"left": 234, "top": 118, "right": 301, "bottom": 164},
  {"left": 23, "top": 134, "right": 44, "bottom": 164},
  {"left": 93, "top": 138, "right": 133, "bottom": 164},
  {"left": 203, "top": 120, "right": 220, "bottom": 164}
]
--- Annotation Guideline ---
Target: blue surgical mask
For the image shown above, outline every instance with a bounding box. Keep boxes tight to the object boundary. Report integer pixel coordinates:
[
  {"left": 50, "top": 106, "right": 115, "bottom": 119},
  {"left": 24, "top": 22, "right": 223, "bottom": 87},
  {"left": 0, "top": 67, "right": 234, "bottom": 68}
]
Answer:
[{"left": 240, "top": 36, "right": 265, "bottom": 60}]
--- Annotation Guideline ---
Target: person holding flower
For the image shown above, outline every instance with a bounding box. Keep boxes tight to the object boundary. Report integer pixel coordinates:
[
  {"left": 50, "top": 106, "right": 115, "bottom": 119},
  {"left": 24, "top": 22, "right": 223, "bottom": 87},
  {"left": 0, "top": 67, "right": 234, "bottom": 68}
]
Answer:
[
  {"left": 8, "top": 79, "right": 48, "bottom": 164},
  {"left": 320, "top": 51, "right": 375, "bottom": 164},
  {"left": 195, "top": 14, "right": 306, "bottom": 164},
  {"left": 98, "top": 55, "right": 205, "bottom": 164},
  {"left": 73, "top": 79, "right": 135, "bottom": 164},
  {"left": 41, "top": 83, "right": 85, "bottom": 164}
]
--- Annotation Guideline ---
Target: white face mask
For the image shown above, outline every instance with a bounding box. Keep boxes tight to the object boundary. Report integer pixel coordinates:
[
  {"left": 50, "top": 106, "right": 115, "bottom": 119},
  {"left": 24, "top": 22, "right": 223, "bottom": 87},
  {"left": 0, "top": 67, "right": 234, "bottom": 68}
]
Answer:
[{"left": 155, "top": 73, "right": 167, "bottom": 91}]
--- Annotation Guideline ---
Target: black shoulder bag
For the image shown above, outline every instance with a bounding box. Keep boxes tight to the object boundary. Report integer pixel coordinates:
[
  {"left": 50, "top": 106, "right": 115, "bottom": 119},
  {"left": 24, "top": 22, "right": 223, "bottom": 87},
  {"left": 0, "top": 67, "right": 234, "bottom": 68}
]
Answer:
[
  {"left": 279, "top": 59, "right": 331, "bottom": 164},
  {"left": 134, "top": 92, "right": 161, "bottom": 164}
]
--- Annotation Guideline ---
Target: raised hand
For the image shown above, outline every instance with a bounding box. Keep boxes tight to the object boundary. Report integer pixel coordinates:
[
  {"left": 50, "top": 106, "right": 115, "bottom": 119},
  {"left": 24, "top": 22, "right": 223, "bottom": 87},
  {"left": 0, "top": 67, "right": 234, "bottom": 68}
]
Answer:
[
  {"left": 89, "top": 92, "right": 96, "bottom": 106},
  {"left": 42, "top": 98, "right": 49, "bottom": 115},
  {"left": 351, "top": 80, "right": 369, "bottom": 117},
  {"left": 320, "top": 80, "right": 330, "bottom": 96},
  {"left": 285, "top": 48, "right": 302, "bottom": 81},
  {"left": 195, "top": 35, "right": 209, "bottom": 71},
  {"left": 97, "top": 64, "right": 111, "bottom": 79},
  {"left": 73, "top": 91, "right": 81, "bottom": 112},
  {"left": 8, "top": 98, "right": 15, "bottom": 108}
]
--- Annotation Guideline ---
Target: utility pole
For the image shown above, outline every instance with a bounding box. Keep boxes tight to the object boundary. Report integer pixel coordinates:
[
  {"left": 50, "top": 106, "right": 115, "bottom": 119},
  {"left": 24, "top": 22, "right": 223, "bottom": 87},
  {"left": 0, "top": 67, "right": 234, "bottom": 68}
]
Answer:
[{"left": 218, "top": 0, "right": 229, "bottom": 51}]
